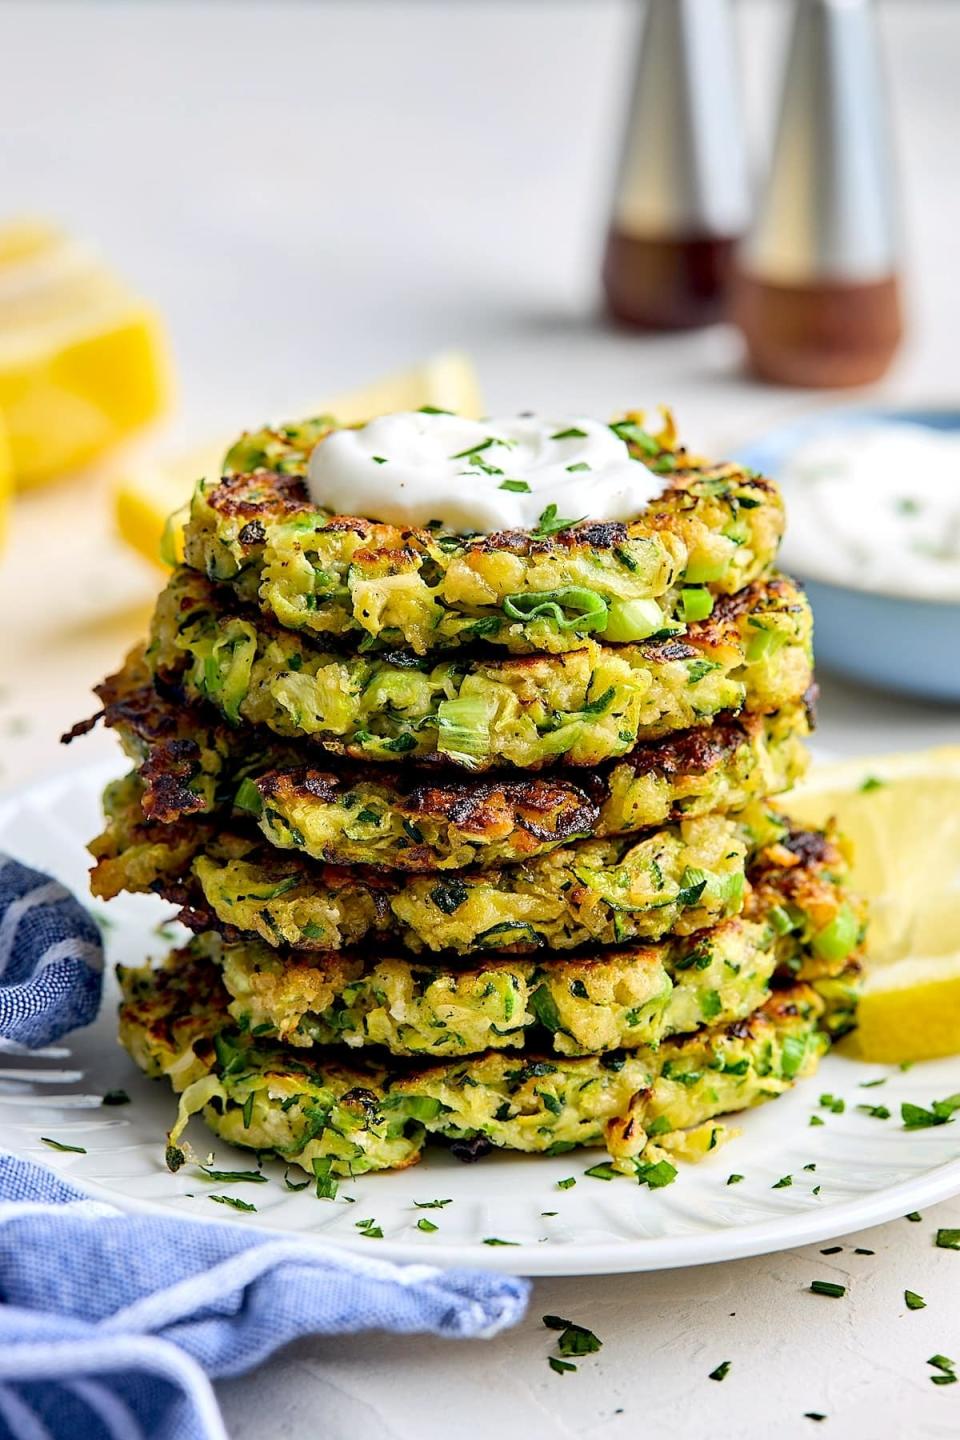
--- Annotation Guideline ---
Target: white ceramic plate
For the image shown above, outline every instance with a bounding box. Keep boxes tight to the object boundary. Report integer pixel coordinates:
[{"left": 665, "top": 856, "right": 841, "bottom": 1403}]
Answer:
[{"left": 3, "top": 760, "right": 960, "bottom": 1276}]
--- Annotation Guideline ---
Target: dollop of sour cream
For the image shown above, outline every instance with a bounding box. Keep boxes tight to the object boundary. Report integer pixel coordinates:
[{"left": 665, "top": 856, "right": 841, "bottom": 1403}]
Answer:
[
  {"left": 306, "top": 411, "right": 664, "bottom": 533},
  {"left": 780, "top": 422, "right": 960, "bottom": 601}
]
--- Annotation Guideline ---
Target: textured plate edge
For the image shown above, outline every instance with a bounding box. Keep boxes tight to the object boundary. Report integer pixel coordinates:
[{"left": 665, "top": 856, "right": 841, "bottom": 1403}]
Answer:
[{"left": 20, "top": 1149, "right": 960, "bottom": 1276}]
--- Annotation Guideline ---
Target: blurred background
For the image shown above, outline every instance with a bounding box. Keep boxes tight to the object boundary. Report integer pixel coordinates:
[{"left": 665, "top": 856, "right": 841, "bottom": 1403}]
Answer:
[{"left": 0, "top": 0, "right": 957, "bottom": 794}]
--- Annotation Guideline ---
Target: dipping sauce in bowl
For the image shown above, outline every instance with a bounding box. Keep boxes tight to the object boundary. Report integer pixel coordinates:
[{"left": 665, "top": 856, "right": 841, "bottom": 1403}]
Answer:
[
  {"left": 781, "top": 421, "right": 960, "bottom": 602},
  {"left": 737, "top": 409, "right": 960, "bottom": 703}
]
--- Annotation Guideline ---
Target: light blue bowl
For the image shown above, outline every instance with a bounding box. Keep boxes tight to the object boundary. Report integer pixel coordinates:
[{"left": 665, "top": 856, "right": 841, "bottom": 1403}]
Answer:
[{"left": 736, "top": 408, "right": 960, "bottom": 704}]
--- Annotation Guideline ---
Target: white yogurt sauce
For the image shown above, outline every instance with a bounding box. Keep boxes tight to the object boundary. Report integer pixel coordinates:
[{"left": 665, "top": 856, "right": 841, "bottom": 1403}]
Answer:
[
  {"left": 780, "top": 421, "right": 960, "bottom": 602},
  {"left": 306, "top": 411, "right": 664, "bottom": 533}
]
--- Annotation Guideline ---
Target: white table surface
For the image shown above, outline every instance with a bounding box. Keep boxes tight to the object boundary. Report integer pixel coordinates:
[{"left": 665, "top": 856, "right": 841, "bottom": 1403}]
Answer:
[{"left": 1, "top": 2, "right": 959, "bottom": 1436}]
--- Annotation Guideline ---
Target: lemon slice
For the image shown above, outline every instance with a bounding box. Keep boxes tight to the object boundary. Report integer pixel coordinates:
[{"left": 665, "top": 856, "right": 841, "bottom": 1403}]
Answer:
[
  {"left": 0, "top": 220, "right": 171, "bottom": 487},
  {"left": 114, "top": 350, "right": 483, "bottom": 567},
  {"left": 115, "top": 438, "right": 224, "bottom": 568},
  {"left": 782, "top": 746, "right": 960, "bottom": 1062},
  {"left": 854, "top": 956, "right": 960, "bottom": 1065}
]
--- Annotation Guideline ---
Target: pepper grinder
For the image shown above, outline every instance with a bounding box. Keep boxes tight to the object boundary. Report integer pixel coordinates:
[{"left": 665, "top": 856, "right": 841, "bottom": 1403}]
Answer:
[
  {"left": 735, "top": 0, "right": 903, "bottom": 386},
  {"left": 602, "top": 0, "right": 750, "bottom": 330}
]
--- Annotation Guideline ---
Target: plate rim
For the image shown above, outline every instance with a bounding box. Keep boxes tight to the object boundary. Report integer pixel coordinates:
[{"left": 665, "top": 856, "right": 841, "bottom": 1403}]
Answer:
[{"left": 20, "top": 1146, "right": 960, "bottom": 1277}]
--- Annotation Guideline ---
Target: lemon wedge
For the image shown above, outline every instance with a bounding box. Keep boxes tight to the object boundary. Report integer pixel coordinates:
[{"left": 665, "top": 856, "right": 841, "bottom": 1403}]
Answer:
[
  {"left": 113, "top": 350, "right": 483, "bottom": 567},
  {"left": 782, "top": 746, "right": 960, "bottom": 1063},
  {"left": 853, "top": 956, "right": 960, "bottom": 1065},
  {"left": 0, "top": 220, "right": 171, "bottom": 487}
]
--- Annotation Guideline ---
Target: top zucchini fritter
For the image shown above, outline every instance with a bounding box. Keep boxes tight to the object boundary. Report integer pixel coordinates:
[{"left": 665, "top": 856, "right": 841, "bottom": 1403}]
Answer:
[
  {"left": 145, "top": 567, "right": 813, "bottom": 773},
  {"left": 180, "top": 413, "right": 784, "bottom": 655}
]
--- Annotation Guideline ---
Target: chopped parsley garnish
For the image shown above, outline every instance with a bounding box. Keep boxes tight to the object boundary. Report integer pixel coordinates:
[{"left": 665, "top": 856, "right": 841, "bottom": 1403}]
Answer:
[
  {"left": 533, "top": 503, "right": 585, "bottom": 538},
  {"left": 929, "top": 1356, "right": 957, "bottom": 1385},
  {"left": 41, "top": 1137, "right": 86, "bottom": 1154},
  {"left": 498, "top": 479, "right": 531, "bottom": 493},
  {"left": 859, "top": 1077, "right": 887, "bottom": 1088},
  {"left": 283, "top": 1168, "right": 309, "bottom": 1192},
  {"left": 312, "top": 1157, "right": 338, "bottom": 1200},
  {"left": 859, "top": 775, "right": 886, "bottom": 792},
  {"left": 609, "top": 419, "right": 659, "bottom": 455},
  {"left": 541, "top": 1211, "right": 558, "bottom": 1217},
  {"left": 854, "top": 1248, "right": 874, "bottom": 1255},
  {"left": 726, "top": 1174, "right": 744, "bottom": 1185},
  {"left": 416, "top": 1217, "right": 438, "bottom": 1233},
  {"left": 772, "top": 1175, "right": 793, "bottom": 1189},
  {"left": 483, "top": 1237, "right": 519, "bottom": 1246},
  {"left": 557, "top": 1176, "right": 576, "bottom": 1190},
  {"left": 450, "top": 437, "right": 497, "bottom": 459},
  {"left": 804, "top": 1414, "right": 827, "bottom": 1423},
  {"left": 634, "top": 1159, "right": 678, "bottom": 1190},
  {"left": 209, "top": 1194, "right": 256, "bottom": 1212},
  {"left": 935, "top": 1228, "right": 960, "bottom": 1250},
  {"left": 551, "top": 427, "right": 588, "bottom": 441},
  {"left": 199, "top": 1166, "right": 267, "bottom": 1184},
  {"left": 566, "top": 462, "right": 591, "bottom": 473},
  {"left": 820, "top": 1246, "right": 842, "bottom": 1255},
  {"left": 803, "top": 1163, "right": 817, "bottom": 1172},
  {"left": 470, "top": 455, "right": 505, "bottom": 476},
  {"left": 414, "top": 1198, "right": 452, "bottom": 1209},
  {"left": 709, "top": 1361, "right": 731, "bottom": 1382},
  {"left": 417, "top": 405, "right": 453, "bottom": 415},
  {"left": 809, "top": 1281, "right": 846, "bottom": 1298},
  {"left": 819, "top": 1093, "right": 845, "bottom": 1114},
  {"left": 101, "top": 1089, "right": 131, "bottom": 1106},
  {"left": 905, "top": 1212, "right": 923, "bottom": 1222},
  {"left": 543, "top": 1315, "right": 603, "bottom": 1358},
  {"left": 548, "top": 1357, "right": 577, "bottom": 1375},
  {"left": 583, "top": 1162, "right": 619, "bottom": 1181},
  {"left": 857, "top": 1104, "right": 891, "bottom": 1120},
  {"left": 902, "top": 1094, "right": 960, "bottom": 1129},
  {"left": 809, "top": 1115, "right": 825, "bottom": 1127},
  {"left": 372, "top": 455, "right": 388, "bottom": 465},
  {"left": 355, "top": 1218, "right": 383, "bottom": 1238},
  {"left": 905, "top": 1290, "right": 926, "bottom": 1310}
]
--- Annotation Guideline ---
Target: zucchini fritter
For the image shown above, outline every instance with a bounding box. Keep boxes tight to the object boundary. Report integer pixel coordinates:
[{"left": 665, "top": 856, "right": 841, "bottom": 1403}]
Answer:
[
  {"left": 204, "top": 912, "right": 779, "bottom": 1057},
  {"left": 95, "top": 775, "right": 750, "bottom": 953},
  {"left": 745, "top": 823, "right": 868, "bottom": 982},
  {"left": 73, "top": 650, "right": 812, "bottom": 866},
  {"left": 251, "top": 705, "right": 810, "bottom": 871},
  {"left": 90, "top": 778, "right": 865, "bottom": 977},
  {"left": 118, "top": 951, "right": 826, "bottom": 1177},
  {"left": 181, "top": 413, "right": 784, "bottom": 656},
  {"left": 146, "top": 567, "right": 813, "bottom": 772}
]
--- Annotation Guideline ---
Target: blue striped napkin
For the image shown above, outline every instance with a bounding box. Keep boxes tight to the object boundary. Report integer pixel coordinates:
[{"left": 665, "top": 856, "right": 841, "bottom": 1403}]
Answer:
[{"left": 0, "top": 854, "right": 103, "bottom": 1049}]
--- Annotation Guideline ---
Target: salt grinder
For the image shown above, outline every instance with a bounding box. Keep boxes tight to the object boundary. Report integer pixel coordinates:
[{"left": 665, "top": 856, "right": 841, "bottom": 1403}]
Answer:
[
  {"left": 735, "top": 0, "right": 903, "bottom": 387},
  {"left": 602, "top": 0, "right": 750, "bottom": 330}
]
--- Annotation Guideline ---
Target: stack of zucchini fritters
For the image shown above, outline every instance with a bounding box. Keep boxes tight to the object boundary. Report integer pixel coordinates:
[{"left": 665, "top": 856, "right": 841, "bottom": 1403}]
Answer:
[{"left": 75, "top": 412, "right": 864, "bottom": 1190}]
